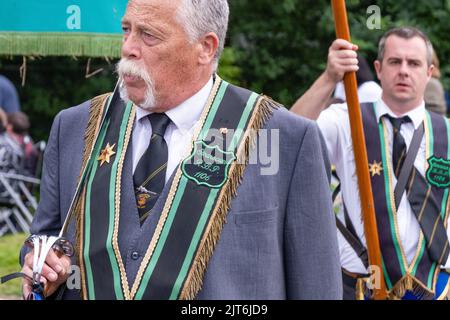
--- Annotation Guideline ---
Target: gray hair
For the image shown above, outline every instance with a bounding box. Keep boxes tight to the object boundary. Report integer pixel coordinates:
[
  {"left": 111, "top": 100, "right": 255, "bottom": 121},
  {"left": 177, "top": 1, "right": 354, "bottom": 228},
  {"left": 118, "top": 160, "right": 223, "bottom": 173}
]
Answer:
[
  {"left": 377, "top": 27, "right": 434, "bottom": 66},
  {"left": 176, "top": 0, "right": 229, "bottom": 71}
]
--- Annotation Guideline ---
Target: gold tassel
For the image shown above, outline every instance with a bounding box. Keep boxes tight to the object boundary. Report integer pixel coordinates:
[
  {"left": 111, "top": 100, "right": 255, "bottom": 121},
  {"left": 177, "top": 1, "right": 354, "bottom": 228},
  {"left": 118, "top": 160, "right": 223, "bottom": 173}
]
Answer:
[
  {"left": 387, "top": 274, "right": 435, "bottom": 300},
  {"left": 179, "top": 96, "right": 279, "bottom": 300}
]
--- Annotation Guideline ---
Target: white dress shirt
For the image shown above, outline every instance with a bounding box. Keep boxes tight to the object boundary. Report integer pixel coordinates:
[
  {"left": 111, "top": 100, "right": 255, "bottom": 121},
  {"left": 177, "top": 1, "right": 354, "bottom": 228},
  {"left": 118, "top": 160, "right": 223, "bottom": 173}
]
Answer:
[
  {"left": 334, "top": 81, "right": 382, "bottom": 103},
  {"left": 132, "top": 77, "right": 213, "bottom": 182},
  {"left": 317, "top": 99, "right": 450, "bottom": 273}
]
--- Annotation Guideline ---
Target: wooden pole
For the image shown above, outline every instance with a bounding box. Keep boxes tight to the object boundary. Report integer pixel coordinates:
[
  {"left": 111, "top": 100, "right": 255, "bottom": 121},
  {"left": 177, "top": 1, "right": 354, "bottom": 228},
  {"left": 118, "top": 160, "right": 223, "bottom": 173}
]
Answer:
[{"left": 331, "top": 0, "right": 387, "bottom": 299}]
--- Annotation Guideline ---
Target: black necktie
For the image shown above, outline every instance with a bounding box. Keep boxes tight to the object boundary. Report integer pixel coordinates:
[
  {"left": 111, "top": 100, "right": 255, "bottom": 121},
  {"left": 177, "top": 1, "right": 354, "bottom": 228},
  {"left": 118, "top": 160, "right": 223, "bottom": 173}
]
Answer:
[
  {"left": 386, "top": 115, "right": 450, "bottom": 265},
  {"left": 387, "top": 115, "right": 411, "bottom": 178},
  {"left": 134, "top": 113, "right": 171, "bottom": 225}
]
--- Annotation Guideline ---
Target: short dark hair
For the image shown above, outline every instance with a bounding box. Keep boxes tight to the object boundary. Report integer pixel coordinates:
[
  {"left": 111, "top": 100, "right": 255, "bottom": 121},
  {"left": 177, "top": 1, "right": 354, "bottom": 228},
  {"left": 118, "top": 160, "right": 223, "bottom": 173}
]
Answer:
[
  {"left": 7, "top": 111, "right": 30, "bottom": 135},
  {"left": 377, "top": 27, "right": 433, "bottom": 66}
]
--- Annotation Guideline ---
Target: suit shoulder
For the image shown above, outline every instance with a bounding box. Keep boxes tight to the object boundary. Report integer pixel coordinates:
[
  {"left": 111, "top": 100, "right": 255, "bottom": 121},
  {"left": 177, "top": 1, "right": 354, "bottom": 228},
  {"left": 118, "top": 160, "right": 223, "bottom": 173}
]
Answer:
[
  {"left": 54, "top": 93, "right": 110, "bottom": 136},
  {"left": 56, "top": 92, "right": 111, "bottom": 125},
  {"left": 265, "top": 105, "right": 316, "bottom": 137}
]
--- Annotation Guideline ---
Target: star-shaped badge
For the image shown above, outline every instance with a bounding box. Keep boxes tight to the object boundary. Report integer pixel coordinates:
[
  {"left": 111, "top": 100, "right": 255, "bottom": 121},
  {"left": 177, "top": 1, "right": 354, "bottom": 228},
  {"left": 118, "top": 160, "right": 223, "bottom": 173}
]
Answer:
[
  {"left": 98, "top": 143, "right": 116, "bottom": 166},
  {"left": 369, "top": 160, "right": 383, "bottom": 177}
]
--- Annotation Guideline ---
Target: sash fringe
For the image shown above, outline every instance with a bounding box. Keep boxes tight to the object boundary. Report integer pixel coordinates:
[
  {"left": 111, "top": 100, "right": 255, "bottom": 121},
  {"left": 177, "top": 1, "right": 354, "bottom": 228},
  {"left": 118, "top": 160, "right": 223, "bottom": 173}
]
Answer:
[
  {"left": 67, "top": 89, "right": 280, "bottom": 300},
  {"left": 180, "top": 96, "right": 280, "bottom": 300},
  {"left": 388, "top": 274, "right": 435, "bottom": 300},
  {"left": 73, "top": 93, "right": 110, "bottom": 300},
  {"left": 355, "top": 273, "right": 435, "bottom": 300}
]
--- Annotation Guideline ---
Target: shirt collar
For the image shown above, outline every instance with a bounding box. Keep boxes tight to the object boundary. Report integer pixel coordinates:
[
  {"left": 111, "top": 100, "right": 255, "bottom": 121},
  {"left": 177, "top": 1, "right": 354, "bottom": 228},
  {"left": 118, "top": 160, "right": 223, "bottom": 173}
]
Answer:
[
  {"left": 374, "top": 98, "right": 426, "bottom": 129},
  {"left": 135, "top": 76, "right": 214, "bottom": 134}
]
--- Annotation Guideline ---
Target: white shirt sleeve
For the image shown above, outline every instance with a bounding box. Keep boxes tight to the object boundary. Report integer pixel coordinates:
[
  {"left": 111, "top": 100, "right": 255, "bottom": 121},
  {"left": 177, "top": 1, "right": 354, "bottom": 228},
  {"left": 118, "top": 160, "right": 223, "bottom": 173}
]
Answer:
[
  {"left": 316, "top": 104, "right": 348, "bottom": 166},
  {"left": 317, "top": 104, "right": 369, "bottom": 274}
]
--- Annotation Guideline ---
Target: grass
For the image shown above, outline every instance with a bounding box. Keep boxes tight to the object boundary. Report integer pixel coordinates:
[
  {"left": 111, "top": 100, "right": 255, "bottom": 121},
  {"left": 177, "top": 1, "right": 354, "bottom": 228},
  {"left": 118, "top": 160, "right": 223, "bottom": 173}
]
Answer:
[{"left": 0, "top": 233, "right": 27, "bottom": 298}]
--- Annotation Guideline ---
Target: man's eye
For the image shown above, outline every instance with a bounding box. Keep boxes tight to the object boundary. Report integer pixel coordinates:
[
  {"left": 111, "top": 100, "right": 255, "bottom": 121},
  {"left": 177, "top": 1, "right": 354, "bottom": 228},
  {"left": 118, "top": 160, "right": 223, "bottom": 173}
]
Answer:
[
  {"left": 141, "top": 31, "right": 160, "bottom": 45},
  {"left": 142, "top": 32, "right": 154, "bottom": 39},
  {"left": 122, "top": 26, "right": 130, "bottom": 34}
]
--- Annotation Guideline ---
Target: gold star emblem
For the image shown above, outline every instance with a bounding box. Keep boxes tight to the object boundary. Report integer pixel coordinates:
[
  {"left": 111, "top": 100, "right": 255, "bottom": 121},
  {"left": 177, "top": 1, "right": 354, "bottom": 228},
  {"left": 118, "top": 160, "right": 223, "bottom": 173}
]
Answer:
[
  {"left": 98, "top": 143, "right": 116, "bottom": 166},
  {"left": 369, "top": 160, "right": 383, "bottom": 177}
]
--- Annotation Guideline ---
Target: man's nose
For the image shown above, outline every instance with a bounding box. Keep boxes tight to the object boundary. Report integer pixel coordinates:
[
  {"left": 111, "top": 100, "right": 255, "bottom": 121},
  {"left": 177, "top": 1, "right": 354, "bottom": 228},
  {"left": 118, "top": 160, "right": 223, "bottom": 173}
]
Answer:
[
  {"left": 398, "top": 61, "right": 409, "bottom": 77},
  {"left": 121, "top": 32, "right": 141, "bottom": 59}
]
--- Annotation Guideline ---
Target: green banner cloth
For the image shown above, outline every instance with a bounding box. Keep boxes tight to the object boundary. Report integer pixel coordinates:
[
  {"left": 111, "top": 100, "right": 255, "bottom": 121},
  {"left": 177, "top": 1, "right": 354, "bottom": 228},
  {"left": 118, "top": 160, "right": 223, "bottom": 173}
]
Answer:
[{"left": 0, "top": 0, "right": 128, "bottom": 57}]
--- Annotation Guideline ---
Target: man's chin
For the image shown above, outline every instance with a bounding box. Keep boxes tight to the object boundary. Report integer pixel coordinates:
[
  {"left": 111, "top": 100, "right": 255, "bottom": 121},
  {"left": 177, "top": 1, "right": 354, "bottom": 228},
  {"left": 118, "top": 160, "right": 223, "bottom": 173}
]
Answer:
[{"left": 123, "top": 91, "right": 145, "bottom": 105}]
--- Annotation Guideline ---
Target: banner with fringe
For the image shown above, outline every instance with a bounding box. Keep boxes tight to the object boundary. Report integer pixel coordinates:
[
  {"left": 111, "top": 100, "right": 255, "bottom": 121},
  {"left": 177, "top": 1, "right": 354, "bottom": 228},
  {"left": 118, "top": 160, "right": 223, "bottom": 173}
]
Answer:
[{"left": 0, "top": 0, "right": 127, "bottom": 57}]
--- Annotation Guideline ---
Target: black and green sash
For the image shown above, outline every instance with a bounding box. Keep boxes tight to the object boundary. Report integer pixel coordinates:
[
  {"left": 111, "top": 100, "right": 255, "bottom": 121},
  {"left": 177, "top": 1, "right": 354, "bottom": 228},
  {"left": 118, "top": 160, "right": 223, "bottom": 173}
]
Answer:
[
  {"left": 71, "top": 77, "right": 278, "bottom": 300},
  {"left": 361, "top": 102, "right": 450, "bottom": 299}
]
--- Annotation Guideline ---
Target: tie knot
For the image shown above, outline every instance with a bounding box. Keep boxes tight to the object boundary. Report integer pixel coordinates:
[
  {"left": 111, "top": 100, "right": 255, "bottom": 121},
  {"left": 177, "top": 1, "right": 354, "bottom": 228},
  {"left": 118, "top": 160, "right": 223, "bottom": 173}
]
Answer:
[
  {"left": 148, "top": 113, "right": 171, "bottom": 137},
  {"left": 385, "top": 114, "right": 411, "bottom": 132}
]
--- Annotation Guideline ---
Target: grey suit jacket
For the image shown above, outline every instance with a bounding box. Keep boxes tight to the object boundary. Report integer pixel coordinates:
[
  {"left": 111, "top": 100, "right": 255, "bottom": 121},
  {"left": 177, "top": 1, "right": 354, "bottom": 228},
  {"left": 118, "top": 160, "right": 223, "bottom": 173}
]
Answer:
[{"left": 22, "top": 98, "right": 342, "bottom": 300}]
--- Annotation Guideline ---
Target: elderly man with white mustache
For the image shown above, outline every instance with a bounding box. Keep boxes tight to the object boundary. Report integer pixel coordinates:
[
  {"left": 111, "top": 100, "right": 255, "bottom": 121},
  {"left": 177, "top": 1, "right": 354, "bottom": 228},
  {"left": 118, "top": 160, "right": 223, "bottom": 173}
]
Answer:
[{"left": 18, "top": 0, "right": 341, "bottom": 300}]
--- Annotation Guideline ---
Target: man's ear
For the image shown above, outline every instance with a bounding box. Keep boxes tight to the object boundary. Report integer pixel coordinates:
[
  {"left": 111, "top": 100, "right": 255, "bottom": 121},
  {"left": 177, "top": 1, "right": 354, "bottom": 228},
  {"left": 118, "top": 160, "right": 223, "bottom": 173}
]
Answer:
[
  {"left": 197, "top": 32, "right": 219, "bottom": 65},
  {"left": 374, "top": 60, "right": 382, "bottom": 81},
  {"left": 427, "top": 64, "right": 434, "bottom": 79}
]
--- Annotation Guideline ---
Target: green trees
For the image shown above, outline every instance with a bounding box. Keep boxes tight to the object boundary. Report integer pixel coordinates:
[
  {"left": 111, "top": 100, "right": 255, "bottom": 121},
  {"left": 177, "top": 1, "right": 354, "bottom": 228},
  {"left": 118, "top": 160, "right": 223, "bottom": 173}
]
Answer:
[
  {"left": 0, "top": 1, "right": 449, "bottom": 141},
  {"left": 228, "top": 0, "right": 450, "bottom": 106}
]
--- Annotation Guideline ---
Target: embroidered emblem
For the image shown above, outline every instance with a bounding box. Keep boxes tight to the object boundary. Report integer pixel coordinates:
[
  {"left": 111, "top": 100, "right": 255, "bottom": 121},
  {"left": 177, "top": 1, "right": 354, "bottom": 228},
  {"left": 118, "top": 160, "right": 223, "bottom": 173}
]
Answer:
[
  {"left": 426, "top": 156, "right": 450, "bottom": 188},
  {"left": 181, "top": 141, "right": 236, "bottom": 188},
  {"left": 97, "top": 143, "right": 116, "bottom": 166}
]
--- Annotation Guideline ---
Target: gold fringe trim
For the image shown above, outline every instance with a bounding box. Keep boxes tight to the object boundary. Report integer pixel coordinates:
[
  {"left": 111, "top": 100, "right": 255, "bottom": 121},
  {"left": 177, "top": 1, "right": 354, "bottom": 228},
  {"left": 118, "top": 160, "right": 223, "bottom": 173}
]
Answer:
[
  {"left": 388, "top": 274, "right": 435, "bottom": 300},
  {"left": 72, "top": 93, "right": 110, "bottom": 300},
  {"left": 357, "top": 272, "right": 438, "bottom": 300},
  {"left": 112, "top": 106, "right": 136, "bottom": 300},
  {"left": 179, "top": 95, "right": 280, "bottom": 300},
  {"left": 129, "top": 76, "right": 223, "bottom": 299},
  {"left": 77, "top": 186, "right": 88, "bottom": 300}
]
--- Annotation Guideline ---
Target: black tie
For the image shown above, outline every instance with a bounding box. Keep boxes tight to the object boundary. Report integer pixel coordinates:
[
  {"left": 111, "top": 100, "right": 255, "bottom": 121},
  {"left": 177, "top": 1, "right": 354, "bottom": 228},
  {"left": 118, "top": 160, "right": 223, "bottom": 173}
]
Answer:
[
  {"left": 386, "top": 115, "right": 450, "bottom": 265},
  {"left": 134, "top": 113, "right": 171, "bottom": 225},
  {"left": 387, "top": 115, "right": 411, "bottom": 178}
]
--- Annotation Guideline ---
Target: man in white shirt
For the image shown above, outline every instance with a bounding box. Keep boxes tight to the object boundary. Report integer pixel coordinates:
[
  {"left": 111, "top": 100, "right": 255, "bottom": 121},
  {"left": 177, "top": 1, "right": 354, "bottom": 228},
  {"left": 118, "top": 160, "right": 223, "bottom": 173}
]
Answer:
[{"left": 294, "top": 27, "right": 450, "bottom": 300}]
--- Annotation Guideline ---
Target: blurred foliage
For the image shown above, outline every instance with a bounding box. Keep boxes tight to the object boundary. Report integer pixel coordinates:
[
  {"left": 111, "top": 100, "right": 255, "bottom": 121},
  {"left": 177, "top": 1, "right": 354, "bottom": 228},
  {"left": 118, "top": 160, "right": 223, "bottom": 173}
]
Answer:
[
  {"left": 0, "top": 0, "right": 449, "bottom": 141},
  {"left": 228, "top": 0, "right": 450, "bottom": 105},
  {"left": 0, "top": 56, "right": 117, "bottom": 141}
]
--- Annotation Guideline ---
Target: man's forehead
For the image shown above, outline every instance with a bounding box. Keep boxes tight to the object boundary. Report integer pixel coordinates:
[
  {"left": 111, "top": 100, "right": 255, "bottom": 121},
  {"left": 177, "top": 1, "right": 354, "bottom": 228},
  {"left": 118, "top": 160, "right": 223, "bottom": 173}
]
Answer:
[
  {"left": 384, "top": 35, "right": 428, "bottom": 60},
  {"left": 125, "top": 0, "right": 180, "bottom": 14},
  {"left": 123, "top": 0, "right": 180, "bottom": 25}
]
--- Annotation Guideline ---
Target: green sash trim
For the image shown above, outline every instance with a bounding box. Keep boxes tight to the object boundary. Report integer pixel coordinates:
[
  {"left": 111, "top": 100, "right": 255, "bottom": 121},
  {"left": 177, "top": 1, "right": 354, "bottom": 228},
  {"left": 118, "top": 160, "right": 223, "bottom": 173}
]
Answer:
[
  {"left": 73, "top": 76, "right": 279, "bottom": 299},
  {"left": 361, "top": 103, "right": 450, "bottom": 299},
  {"left": 83, "top": 119, "right": 109, "bottom": 300},
  {"left": 378, "top": 116, "right": 408, "bottom": 275},
  {"left": 106, "top": 103, "right": 133, "bottom": 300}
]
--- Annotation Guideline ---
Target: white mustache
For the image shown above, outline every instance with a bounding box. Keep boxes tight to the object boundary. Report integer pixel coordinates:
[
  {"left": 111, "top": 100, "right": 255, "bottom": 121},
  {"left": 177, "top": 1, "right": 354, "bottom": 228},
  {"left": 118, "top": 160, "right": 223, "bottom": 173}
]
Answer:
[
  {"left": 116, "top": 58, "right": 156, "bottom": 110},
  {"left": 116, "top": 59, "right": 152, "bottom": 85}
]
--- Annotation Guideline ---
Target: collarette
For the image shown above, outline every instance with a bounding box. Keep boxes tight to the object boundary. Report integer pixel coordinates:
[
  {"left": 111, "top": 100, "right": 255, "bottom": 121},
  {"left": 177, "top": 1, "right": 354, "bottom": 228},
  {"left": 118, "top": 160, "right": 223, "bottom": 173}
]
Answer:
[
  {"left": 135, "top": 77, "right": 214, "bottom": 134},
  {"left": 375, "top": 99, "right": 426, "bottom": 130}
]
